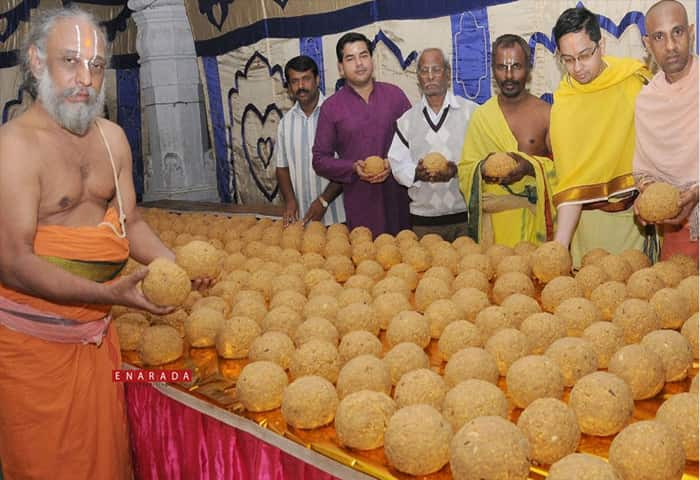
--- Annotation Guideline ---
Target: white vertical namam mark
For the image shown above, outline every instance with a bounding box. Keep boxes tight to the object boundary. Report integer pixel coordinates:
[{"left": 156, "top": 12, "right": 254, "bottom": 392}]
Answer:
[
  {"left": 75, "top": 24, "right": 81, "bottom": 57},
  {"left": 92, "top": 30, "right": 98, "bottom": 63}
]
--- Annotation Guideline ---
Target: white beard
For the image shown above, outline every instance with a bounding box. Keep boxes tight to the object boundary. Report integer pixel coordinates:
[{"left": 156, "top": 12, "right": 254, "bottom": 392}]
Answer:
[{"left": 36, "top": 67, "right": 105, "bottom": 135}]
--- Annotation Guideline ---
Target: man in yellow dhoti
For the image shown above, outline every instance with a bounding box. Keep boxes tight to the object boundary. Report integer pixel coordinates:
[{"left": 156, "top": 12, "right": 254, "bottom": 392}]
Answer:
[
  {"left": 550, "top": 7, "right": 652, "bottom": 267},
  {"left": 459, "top": 34, "right": 555, "bottom": 248}
]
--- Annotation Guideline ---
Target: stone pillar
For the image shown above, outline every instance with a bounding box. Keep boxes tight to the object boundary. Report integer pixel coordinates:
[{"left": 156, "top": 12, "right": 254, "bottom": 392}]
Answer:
[{"left": 128, "top": 0, "right": 218, "bottom": 201}]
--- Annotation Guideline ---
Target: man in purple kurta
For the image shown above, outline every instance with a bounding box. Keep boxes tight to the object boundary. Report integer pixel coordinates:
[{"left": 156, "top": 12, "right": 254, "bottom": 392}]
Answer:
[{"left": 312, "top": 32, "right": 411, "bottom": 237}]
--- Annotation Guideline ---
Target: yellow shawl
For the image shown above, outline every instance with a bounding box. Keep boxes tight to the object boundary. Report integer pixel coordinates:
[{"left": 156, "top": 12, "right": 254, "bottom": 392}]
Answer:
[
  {"left": 458, "top": 97, "right": 555, "bottom": 247},
  {"left": 551, "top": 56, "right": 651, "bottom": 206}
]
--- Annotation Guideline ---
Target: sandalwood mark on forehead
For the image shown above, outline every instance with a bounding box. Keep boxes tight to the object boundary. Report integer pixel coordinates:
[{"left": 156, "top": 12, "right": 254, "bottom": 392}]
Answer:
[
  {"left": 92, "top": 30, "right": 98, "bottom": 61},
  {"left": 75, "top": 24, "right": 81, "bottom": 56},
  {"left": 68, "top": 23, "right": 102, "bottom": 59}
]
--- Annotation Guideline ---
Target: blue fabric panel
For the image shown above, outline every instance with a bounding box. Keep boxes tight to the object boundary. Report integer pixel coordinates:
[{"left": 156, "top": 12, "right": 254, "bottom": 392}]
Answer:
[
  {"left": 451, "top": 8, "right": 492, "bottom": 105},
  {"left": 202, "top": 56, "right": 232, "bottom": 202},
  {"left": 116, "top": 68, "right": 144, "bottom": 200},
  {"left": 540, "top": 93, "right": 553, "bottom": 105},
  {"left": 194, "top": 0, "right": 515, "bottom": 56},
  {"left": 299, "top": 37, "right": 326, "bottom": 94}
]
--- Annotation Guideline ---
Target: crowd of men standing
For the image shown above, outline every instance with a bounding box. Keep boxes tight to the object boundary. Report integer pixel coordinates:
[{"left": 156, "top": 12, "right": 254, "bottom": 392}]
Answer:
[{"left": 276, "top": 0, "right": 698, "bottom": 266}]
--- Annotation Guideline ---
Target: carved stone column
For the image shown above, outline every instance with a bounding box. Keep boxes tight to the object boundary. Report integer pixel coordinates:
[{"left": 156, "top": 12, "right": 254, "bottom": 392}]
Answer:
[{"left": 128, "top": 0, "right": 218, "bottom": 201}]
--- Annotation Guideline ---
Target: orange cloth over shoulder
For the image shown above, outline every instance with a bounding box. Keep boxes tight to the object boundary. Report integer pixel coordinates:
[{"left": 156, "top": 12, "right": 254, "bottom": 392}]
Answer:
[{"left": 0, "top": 207, "right": 133, "bottom": 480}]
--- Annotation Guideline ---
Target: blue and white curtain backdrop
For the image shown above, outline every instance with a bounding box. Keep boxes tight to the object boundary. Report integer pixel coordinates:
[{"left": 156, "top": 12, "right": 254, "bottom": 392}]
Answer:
[
  {"left": 187, "top": 0, "right": 697, "bottom": 205},
  {"left": 0, "top": 0, "right": 144, "bottom": 198}
]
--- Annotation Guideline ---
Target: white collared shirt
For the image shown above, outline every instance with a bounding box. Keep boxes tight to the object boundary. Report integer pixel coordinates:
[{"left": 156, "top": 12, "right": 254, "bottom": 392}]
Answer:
[{"left": 276, "top": 92, "right": 345, "bottom": 225}]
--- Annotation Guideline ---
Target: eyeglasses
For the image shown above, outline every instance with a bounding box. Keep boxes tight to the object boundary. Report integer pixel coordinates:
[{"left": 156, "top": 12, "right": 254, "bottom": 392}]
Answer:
[
  {"left": 559, "top": 44, "right": 599, "bottom": 67},
  {"left": 418, "top": 65, "right": 446, "bottom": 77}
]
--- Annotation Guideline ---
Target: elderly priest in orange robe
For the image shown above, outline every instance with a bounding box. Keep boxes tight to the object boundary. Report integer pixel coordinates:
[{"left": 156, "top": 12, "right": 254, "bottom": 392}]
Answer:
[{"left": 0, "top": 7, "right": 207, "bottom": 479}]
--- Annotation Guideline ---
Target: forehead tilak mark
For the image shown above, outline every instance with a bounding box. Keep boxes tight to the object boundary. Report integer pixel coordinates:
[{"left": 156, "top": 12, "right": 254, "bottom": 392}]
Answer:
[
  {"left": 91, "top": 30, "right": 98, "bottom": 62},
  {"left": 70, "top": 24, "right": 102, "bottom": 65},
  {"left": 75, "top": 24, "right": 81, "bottom": 57}
]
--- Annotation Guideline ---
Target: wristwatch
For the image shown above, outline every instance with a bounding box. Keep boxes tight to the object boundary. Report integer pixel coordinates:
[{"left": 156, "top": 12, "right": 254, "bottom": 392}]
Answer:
[{"left": 318, "top": 196, "right": 329, "bottom": 208}]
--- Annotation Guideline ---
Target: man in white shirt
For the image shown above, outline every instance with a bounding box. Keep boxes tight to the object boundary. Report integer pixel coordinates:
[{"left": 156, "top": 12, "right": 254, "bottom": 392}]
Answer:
[
  {"left": 276, "top": 55, "right": 344, "bottom": 226},
  {"left": 388, "top": 48, "right": 477, "bottom": 240}
]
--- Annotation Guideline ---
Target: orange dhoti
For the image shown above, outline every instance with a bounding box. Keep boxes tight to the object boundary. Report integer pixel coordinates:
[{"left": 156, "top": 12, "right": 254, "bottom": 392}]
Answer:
[
  {"left": 661, "top": 223, "right": 699, "bottom": 262},
  {"left": 0, "top": 208, "right": 132, "bottom": 480}
]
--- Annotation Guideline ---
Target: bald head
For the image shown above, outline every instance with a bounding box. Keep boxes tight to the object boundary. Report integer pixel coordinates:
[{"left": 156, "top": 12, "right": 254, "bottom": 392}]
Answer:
[
  {"left": 645, "top": 0, "right": 688, "bottom": 31},
  {"left": 643, "top": 0, "right": 695, "bottom": 82}
]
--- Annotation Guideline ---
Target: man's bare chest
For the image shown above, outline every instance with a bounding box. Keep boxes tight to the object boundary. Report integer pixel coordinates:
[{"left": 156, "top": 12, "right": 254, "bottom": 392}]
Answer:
[
  {"left": 502, "top": 109, "right": 548, "bottom": 155},
  {"left": 38, "top": 144, "right": 116, "bottom": 214}
]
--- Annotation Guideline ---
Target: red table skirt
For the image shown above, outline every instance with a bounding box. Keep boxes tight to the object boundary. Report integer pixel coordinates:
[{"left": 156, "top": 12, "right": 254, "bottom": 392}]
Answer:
[{"left": 126, "top": 383, "right": 339, "bottom": 480}]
